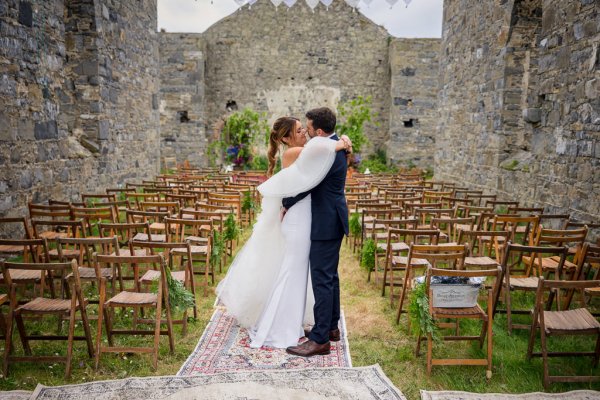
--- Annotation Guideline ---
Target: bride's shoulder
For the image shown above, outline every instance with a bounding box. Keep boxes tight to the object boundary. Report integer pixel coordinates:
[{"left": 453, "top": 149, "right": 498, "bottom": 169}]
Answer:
[{"left": 282, "top": 146, "right": 303, "bottom": 168}]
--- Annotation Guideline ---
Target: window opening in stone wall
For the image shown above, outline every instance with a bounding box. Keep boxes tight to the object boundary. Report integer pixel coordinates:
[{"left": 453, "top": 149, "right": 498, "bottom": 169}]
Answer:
[
  {"left": 403, "top": 119, "right": 417, "bottom": 128},
  {"left": 177, "top": 111, "right": 189, "bottom": 123},
  {"left": 226, "top": 100, "right": 237, "bottom": 112}
]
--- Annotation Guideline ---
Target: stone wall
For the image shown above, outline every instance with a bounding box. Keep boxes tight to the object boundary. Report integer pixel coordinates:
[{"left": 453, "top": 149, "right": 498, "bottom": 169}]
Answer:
[
  {"left": 0, "top": 0, "right": 159, "bottom": 233},
  {"left": 159, "top": 33, "right": 206, "bottom": 167},
  {"left": 436, "top": 0, "right": 599, "bottom": 234},
  {"left": 388, "top": 38, "right": 440, "bottom": 169}
]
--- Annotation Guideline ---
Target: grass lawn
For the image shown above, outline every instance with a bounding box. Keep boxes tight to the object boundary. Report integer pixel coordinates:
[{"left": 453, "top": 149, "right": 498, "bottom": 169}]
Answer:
[{"left": 0, "top": 235, "right": 599, "bottom": 398}]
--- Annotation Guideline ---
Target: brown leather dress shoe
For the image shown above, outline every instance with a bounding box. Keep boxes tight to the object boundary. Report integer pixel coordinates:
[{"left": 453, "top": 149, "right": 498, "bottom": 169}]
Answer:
[
  {"left": 286, "top": 340, "right": 331, "bottom": 357},
  {"left": 303, "top": 328, "right": 341, "bottom": 342}
]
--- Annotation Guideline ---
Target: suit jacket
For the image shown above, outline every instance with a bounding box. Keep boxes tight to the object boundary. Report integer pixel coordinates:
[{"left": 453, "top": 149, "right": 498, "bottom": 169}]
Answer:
[{"left": 282, "top": 135, "right": 349, "bottom": 240}]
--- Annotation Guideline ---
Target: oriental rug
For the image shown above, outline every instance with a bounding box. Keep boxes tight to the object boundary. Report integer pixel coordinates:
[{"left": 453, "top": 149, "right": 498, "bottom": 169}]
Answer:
[
  {"left": 420, "top": 390, "right": 600, "bottom": 400},
  {"left": 177, "top": 308, "right": 351, "bottom": 376}
]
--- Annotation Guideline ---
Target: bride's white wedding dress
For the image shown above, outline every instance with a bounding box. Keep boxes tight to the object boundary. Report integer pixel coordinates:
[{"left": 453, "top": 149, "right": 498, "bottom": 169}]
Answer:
[{"left": 216, "top": 137, "right": 337, "bottom": 348}]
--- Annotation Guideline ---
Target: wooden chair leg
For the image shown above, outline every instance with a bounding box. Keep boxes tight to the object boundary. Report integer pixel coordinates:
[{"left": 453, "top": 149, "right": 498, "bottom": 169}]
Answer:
[
  {"left": 3, "top": 309, "right": 14, "bottom": 377},
  {"left": 14, "top": 312, "right": 31, "bottom": 355},
  {"left": 593, "top": 334, "right": 600, "bottom": 368},
  {"left": 65, "top": 304, "right": 77, "bottom": 378},
  {"left": 396, "top": 272, "right": 410, "bottom": 324},
  {"left": 540, "top": 319, "right": 550, "bottom": 390},
  {"left": 95, "top": 304, "right": 104, "bottom": 369},
  {"left": 79, "top": 306, "right": 94, "bottom": 358},
  {"left": 426, "top": 332, "right": 433, "bottom": 376},
  {"left": 153, "top": 305, "right": 162, "bottom": 370},
  {"left": 487, "top": 292, "right": 493, "bottom": 379},
  {"left": 506, "top": 286, "right": 513, "bottom": 335}
]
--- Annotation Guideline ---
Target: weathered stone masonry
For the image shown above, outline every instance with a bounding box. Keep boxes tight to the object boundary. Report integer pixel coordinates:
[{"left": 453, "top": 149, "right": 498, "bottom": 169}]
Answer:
[
  {"left": 435, "top": 0, "right": 599, "bottom": 233},
  {"left": 0, "top": 0, "right": 159, "bottom": 227}
]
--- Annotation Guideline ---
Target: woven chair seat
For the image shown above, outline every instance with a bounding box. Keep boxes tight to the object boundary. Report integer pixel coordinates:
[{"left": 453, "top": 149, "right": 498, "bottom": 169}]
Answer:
[
  {"left": 432, "top": 304, "right": 486, "bottom": 318},
  {"left": 0, "top": 269, "right": 42, "bottom": 282},
  {"left": 49, "top": 248, "right": 80, "bottom": 258},
  {"left": 67, "top": 267, "right": 112, "bottom": 280},
  {"left": 479, "top": 235, "right": 506, "bottom": 243},
  {"left": 377, "top": 242, "right": 409, "bottom": 252},
  {"left": 0, "top": 245, "right": 25, "bottom": 253},
  {"left": 17, "top": 297, "right": 85, "bottom": 313},
  {"left": 522, "top": 255, "right": 577, "bottom": 271},
  {"left": 543, "top": 308, "right": 600, "bottom": 333},
  {"left": 106, "top": 291, "right": 157, "bottom": 306},
  {"left": 140, "top": 269, "right": 185, "bottom": 284},
  {"left": 38, "top": 231, "right": 69, "bottom": 240},
  {"left": 185, "top": 235, "right": 209, "bottom": 244},
  {"left": 508, "top": 276, "right": 539, "bottom": 289},
  {"left": 112, "top": 249, "right": 147, "bottom": 257},
  {"left": 149, "top": 222, "right": 165, "bottom": 231},
  {"left": 464, "top": 256, "right": 498, "bottom": 267},
  {"left": 391, "top": 256, "right": 430, "bottom": 267},
  {"left": 132, "top": 233, "right": 166, "bottom": 242},
  {"left": 173, "top": 245, "right": 207, "bottom": 255},
  {"left": 455, "top": 224, "right": 473, "bottom": 232}
]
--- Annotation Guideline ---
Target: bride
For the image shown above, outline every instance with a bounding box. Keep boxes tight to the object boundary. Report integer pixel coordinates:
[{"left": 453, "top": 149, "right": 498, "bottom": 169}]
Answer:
[{"left": 216, "top": 116, "right": 351, "bottom": 348}]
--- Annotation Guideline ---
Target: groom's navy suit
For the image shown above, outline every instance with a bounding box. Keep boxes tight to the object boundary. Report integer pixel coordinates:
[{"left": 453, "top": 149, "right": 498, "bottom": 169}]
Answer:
[{"left": 282, "top": 135, "right": 349, "bottom": 344}]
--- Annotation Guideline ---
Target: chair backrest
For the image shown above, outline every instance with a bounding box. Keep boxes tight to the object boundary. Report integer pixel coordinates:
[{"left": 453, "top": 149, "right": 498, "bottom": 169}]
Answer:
[
  {"left": 500, "top": 242, "right": 569, "bottom": 279},
  {"left": 180, "top": 209, "right": 224, "bottom": 231},
  {"left": 0, "top": 217, "right": 32, "bottom": 239},
  {"left": 563, "top": 220, "right": 600, "bottom": 231},
  {"left": 388, "top": 228, "right": 440, "bottom": 247},
  {"left": 99, "top": 222, "right": 151, "bottom": 247},
  {"left": 56, "top": 236, "right": 120, "bottom": 267},
  {"left": 456, "top": 229, "right": 510, "bottom": 259},
  {"left": 94, "top": 253, "right": 166, "bottom": 292},
  {"left": 70, "top": 206, "right": 117, "bottom": 236},
  {"left": 165, "top": 193, "right": 197, "bottom": 208},
  {"left": 507, "top": 206, "right": 544, "bottom": 215},
  {"left": 28, "top": 203, "right": 71, "bottom": 220},
  {"left": 491, "top": 214, "right": 540, "bottom": 246},
  {"left": 485, "top": 200, "right": 520, "bottom": 213},
  {"left": 466, "top": 193, "right": 497, "bottom": 206},
  {"left": 415, "top": 208, "right": 456, "bottom": 227},
  {"left": 125, "top": 209, "right": 170, "bottom": 225},
  {"left": 455, "top": 204, "right": 493, "bottom": 218},
  {"left": 534, "top": 277, "right": 600, "bottom": 312},
  {"left": 165, "top": 217, "right": 213, "bottom": 243},
  {"left": 31, "top": 219, "right": 86, "bottom": 239},
  {"left": 533, "top": 226, "right": 588, "bottom": 249},
  {"left": 432, "top": 216, "right": 476, "bottom": 243},
  {"left": 139, "top": 201, "right": 179, "bottom": 215},
  {"left": 131, "top": 240, "right": 193, "bottom": 274},
  {"left": 194, "top": 201, "right": 234, "bottom": 214},
  {"left": 81, "top": 193, "right": 117, "bottom": 206},
  {"left": 0, "top": 237, "right": 50, "bottom": 262},
  {"left": 408, "top": 243, "right": 467, "bottom": 271},
  {"left": 2, "top": 259, "right": 78, "bottom": 299}
]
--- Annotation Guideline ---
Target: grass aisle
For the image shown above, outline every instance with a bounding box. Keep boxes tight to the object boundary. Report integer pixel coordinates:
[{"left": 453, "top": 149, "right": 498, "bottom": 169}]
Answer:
[{"left": 339, "top": 242, "right": 600, "bottom": 400}]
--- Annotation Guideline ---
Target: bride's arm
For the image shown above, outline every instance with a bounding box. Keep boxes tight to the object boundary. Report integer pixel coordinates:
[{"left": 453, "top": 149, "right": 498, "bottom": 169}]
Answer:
[{"left": 282, "top": 136, "right": 351, "bottom": 168}]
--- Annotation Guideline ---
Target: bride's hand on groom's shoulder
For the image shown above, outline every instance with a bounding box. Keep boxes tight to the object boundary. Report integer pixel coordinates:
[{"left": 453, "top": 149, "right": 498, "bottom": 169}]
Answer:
[{"left": 341, "top": 135, "right": 353, "bottom": 153}]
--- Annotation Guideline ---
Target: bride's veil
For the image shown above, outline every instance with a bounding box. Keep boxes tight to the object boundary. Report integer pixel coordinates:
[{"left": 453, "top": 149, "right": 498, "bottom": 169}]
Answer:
[{"left": 216, "top": 137, "right": 337, "bottom": 328}]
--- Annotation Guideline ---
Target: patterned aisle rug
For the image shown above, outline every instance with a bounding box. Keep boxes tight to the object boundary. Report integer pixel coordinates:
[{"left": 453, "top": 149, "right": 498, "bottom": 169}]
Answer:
[
  {"left": 0, "top": 391, "right": 31, "bottom": 400},
  {"left": 420, "top": 390, "right": 600, "bottom": 400},
  {"left": 177, "top": 308, "right": 352, "bottom": 375},
  {"left": 30, "top": 365, "right": 405, "bottom": 400}
]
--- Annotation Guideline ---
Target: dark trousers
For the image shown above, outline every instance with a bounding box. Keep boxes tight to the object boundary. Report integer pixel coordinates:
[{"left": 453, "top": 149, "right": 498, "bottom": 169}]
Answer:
[{"left": 308, "top": 238, "right": 342, "bottom": 344}]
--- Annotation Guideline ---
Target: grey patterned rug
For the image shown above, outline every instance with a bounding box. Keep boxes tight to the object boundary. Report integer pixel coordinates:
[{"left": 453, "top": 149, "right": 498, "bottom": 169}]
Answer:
[
  {"left": 421, "top": 390, "right": 600, "bottom": 400},
  {"left": 0, "top": 391, "right": 31, "bottom": 400},
  {"left": 29, "top": 365, "right": 405, "bottom": 400}
]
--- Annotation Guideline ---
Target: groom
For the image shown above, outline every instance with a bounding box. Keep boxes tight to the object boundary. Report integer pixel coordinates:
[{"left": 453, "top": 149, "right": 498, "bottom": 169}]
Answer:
[{"left": 284, "top": 107, "right": 349, "bottom": 357}]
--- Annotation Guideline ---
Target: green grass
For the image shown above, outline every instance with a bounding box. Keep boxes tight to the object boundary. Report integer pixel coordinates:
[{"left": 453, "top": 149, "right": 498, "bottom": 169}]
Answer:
[{"left": 1, "top": 235, "right": 599, "bottom": 397}]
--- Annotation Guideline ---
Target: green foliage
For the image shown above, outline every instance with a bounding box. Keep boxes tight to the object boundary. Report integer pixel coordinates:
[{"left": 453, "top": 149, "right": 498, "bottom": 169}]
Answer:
[
  {"left": 210, "top": 229, "right": 224, "bottom": 268},
  {"left": 424, "top": 167, "right": 434, "bottom": 180},
  {"left": 360, "top": 238, "right": 376, "bottom": 272},
  {"left": 337, "top": 95, "right": 378, "bottom": 154},
  {"left": 241, "top": 191, "right": 255, "bottom": 213},
  {"left": 154, "top": 266, "right": 195, "bottom": 313},
  {"left": 349, "top": 212, "right": 362, "bottom": 237},
  {"left": 249, "top": 155, "right": 269, "bottom": 171},
  {"left": 224, "top": 214, "right": 239, "bottom": 241},
  {"left": 408, "top": 282, "right": 439, "bottom": 342},
  {"left": 358, "top": 149, "right": 398, "bottom": 174}
]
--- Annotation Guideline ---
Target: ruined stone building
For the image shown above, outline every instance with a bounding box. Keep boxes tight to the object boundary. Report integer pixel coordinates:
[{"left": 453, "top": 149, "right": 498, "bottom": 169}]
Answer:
[{"left": 0, "top": 0, "right": 598, "bottom": 228}]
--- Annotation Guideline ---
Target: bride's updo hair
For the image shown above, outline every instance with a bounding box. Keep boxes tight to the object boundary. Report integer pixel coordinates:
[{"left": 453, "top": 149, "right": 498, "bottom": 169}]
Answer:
[{"left": 267, "top": 117, "right": 299, "bottom": 176}]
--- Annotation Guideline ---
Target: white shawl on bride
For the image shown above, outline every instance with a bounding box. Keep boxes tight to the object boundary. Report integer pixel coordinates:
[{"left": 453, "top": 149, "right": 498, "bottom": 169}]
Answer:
[{"left": 216, "top": 137, "right": 337, "bottom": 328}]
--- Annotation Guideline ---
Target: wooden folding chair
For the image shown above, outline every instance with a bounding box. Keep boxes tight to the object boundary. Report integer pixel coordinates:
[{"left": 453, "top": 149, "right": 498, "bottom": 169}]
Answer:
[
  {"left": 132, "top": 241, "right": 197, "bottom": 335},
  {"left": 419, "top": 266, "right": 501, "bottom": 378},
  {"left": 457, "top": 230, "right": 510, "bottom": 269},
  {"left": 94, "top": 254, "right": 174, "bottom": 370},
  {"left": 0, "top": 217, "right": 33, "bottom": 261},
  {"left": 526, "top": 277, "right": 600, "bottom": 388},
  {"left": 125, "top": 210, "right": 170, "bottom": 242},
  {"left": 493, "top": 242, "right": 569, "bottom": 334},
  {"left": 2, "top": 259, "right": 93, "bottom": 378},
  {"left": 396, "top": 243, "right": 467, "bottom": 324}
]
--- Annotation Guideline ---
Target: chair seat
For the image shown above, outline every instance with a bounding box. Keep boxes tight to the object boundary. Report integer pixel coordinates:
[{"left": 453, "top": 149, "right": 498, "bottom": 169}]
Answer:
[
  {"left": 0, "top": 293, "right": 8, "bottom": 305},
  {"left": 0, "top": 245, "right": 25, "bottom": 254},
  {"left": 0, "top": 269, "right": 42, "bottom": 282},
  {"left": 67, "top": 267, "right": 112, "bottom": 280},
  {"left": 38, "top": 231, "right": 69, "bottom": 240},
  {"left": 584, "top": 287, "right": 600, "bottom": 295},
  {"left": 432, "top": 304, "right": 486, "bottom": 318},
  {"left": 49, "top": 248, "right": 80, "bottom": 258},
  {"left": 106, "top": 291, "right": 157, "bottom": 306},
  {"left": 522, "top": 255, "right": 577, "bottom": 271},
  {"left": 508, "top": 276, "right": 539, "bottom": 289},
  {"left": 464, "top": 256, "right": 498, "bottom": 267},
  {"left": 172, "top": 245, "right": 208, "bottom": 255},
  {"left": 132, "top": 233, "right": 166, "bottom": 242},
  {"left": 140, "top": 269, "right": 185, "bottom": 284},
  {"left": 392, "top": 256, "right": 430, "bottom": 267},
  {"left": 479, "top": 236, "right": 506, "bottom": 243},
  {"left": 543, "top": 308, "right": 600, "bottom": 332},
  {"left": 112, "top": 249, "right": 147, "bottom": 257},
  {"left": 17, "top": 297, "right": 84, "bottom": 313},
  {"left": 377, "top": 242, "right": 409, "bottom": 252},
  {"left": 185, "top": 235, "right": 209, "bottom": 244},
  {"left": 149, "top": 222, "right": 165, "bottom": 231},
  {"left": 455, "top": 224, "right": 473, "bottom": 232}
]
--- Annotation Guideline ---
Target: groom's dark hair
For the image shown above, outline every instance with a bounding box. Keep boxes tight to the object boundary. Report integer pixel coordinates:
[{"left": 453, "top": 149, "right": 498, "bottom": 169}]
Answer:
[{"left": 306, "top": 107, "right": 336, "bottom": 134}]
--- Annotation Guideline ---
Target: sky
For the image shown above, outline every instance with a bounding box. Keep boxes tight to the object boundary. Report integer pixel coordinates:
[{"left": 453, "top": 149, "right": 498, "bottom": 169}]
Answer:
[{"left": 157, "top": 0, "right": 443, "bottom": 38}]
